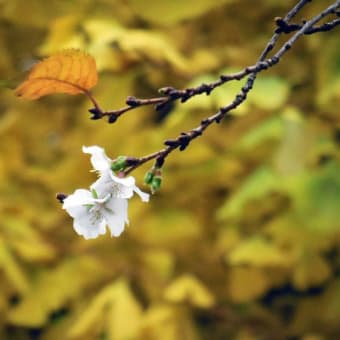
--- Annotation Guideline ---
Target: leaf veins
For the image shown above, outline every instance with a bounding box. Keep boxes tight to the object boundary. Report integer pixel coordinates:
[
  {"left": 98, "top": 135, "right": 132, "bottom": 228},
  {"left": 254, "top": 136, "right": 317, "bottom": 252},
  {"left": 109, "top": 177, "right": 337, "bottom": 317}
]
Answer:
[{"left": 15, "top": 49, "right": 98, "bottom": 100}]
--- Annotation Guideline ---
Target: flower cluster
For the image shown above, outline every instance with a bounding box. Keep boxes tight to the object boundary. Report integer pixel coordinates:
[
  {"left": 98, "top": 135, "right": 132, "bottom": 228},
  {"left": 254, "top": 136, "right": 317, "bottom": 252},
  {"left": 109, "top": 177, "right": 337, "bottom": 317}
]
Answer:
[{"left": 62, "top": 146, "right": 149, "bottom": 239}]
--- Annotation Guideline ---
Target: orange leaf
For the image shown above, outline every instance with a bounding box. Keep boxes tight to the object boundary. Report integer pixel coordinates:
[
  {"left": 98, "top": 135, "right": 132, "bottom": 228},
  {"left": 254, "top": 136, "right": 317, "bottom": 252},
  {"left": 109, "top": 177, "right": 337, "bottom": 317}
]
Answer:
[{"left": 15, "top": 49, "right": 98, "bottom": 100}]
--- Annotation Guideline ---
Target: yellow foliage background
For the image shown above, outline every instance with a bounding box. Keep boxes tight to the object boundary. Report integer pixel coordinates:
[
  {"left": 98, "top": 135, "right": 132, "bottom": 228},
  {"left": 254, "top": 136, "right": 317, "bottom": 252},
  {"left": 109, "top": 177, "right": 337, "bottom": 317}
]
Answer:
[{"left": 1, "top": 0, "right": 340, "bottom": 339}]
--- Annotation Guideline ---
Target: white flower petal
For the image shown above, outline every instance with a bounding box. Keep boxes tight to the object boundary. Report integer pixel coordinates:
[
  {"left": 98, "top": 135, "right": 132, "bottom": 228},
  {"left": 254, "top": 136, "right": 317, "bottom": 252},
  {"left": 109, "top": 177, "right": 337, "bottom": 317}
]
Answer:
[
  {"left": 110, "top": 174, "right": 136, "bottom": 187},
  {"left": 83, "top": 145, "right": 111, "bottom": 172},
  {"left": 92, "top": 173, "right": 135, "bottom": 199},
  {"left": 94, "top": 193, "right": 112, "bottom": 204},
  {"left": 133, "top": 186, "right": 150, "bottom": 202},
  {"left": 63, "top": 146, "right": 151, "bottom": 240},
  {"left": 73, "top": 218, "right": 106, "bottom": 239},
  {"left": 103, "top": 198, "right": 128, "bottom": 237},
  {"left": 63, "top": 189, "right": 94, "bottom": 209},
  {"left": 110, "top": 174, "right": 136, "bottom": 198},
  {"left": 114, "top": 185, "right": 134, "bottom": 199},
  {"left": 64, "top": 204, "right": 88, "bottom": 220},
  {"left": 90, "top": 172, "right": 114, "bottom": 196}
]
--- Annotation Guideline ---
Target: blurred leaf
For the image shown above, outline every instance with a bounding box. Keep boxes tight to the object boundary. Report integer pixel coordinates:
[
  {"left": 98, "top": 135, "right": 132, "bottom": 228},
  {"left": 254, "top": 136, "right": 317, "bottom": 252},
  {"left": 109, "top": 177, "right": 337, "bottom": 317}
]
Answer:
[
  {"left": 0, "top": 79, "right": 14, "bottom": 89},
  {"left": 164, "top": 274, "right": 215, "bottom": 308},
  {"left": 292, "top": 162, "right": 340, "bottom": 232},
  {"left": 228, "top": 266, "right": 270, "bottom": 302},
  {"left": 0, "top": 237, "right": 29, "bottom": 294},
  {"left": 238, "top": 115, "right": 283, "bottom": 150},
  {"left": 291, "top": 280, "right": 340, "bottom": 334},
  {"left": 40, "top": 18, "right": 192, "bottom": 73},
  {"left": 15, "top": 49, "right": 98, "bottom": 100},
  {"left": 215, "top": 227, "right": 242, "bottom": 255},
  {"left": 140, "top": 304, "right": 199, "bottom": 340},
  {"left": 106, "top": 279, "right": 143, "bottom": 340},
  {"left": 217, "top": 166, "right": 282, "bottom": 220},
  {"left": 69, "top": 278, "right": 142, "bottom": 340},
  {"left": 84, "top": 19, "right": 189, "bottom": 73},
  {"left": 134, "top": 209, "right": 201, "bottom": 245},
  {"left": 293, "top": 252, "right": 332, "bottom": 290},
  {"left": 316, "top": 36, "right": 340, "bottom": 112},
  {"left": 8, "top": 256, "right": 107, "bottom": 327},
  {"left": 274, "top": 107, "right": 309, "bottom": 175},
  {"left": 2, "top": 217, "right": 56, "bottom": 263},
  {"left": 228, "top": 236, "right": 291, "bottom": 267},
  {"left": 142, "top": 249, "right": 175, "bottom": 280},
  {"left": 127, "top": 0, "right": 235, "bottom": 26},
  {"left": 265, "top": 215, "right": 333, "bottom": 253},
  {"left": 248, "top": 76, "right": 290, "bottom": 110},
  {"left": 38, "top": 15, "right": 85, "bottom": 55}
]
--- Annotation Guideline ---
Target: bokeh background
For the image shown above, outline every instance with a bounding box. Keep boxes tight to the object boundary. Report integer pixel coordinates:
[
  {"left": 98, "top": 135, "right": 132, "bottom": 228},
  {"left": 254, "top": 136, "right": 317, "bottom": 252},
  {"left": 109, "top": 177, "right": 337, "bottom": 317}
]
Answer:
[{"left": 1, "top": 0, "right": 340, "bottom": 339}]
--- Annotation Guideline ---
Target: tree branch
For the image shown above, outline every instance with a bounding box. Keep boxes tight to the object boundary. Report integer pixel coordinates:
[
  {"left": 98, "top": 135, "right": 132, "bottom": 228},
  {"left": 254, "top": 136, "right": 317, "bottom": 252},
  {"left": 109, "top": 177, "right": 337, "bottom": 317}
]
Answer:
[
  {"left": 120, "top": 0, "right": 340, "bottom": 175},
  {"left": 88, "top": 0, "right": 318, "bottom": 123}
]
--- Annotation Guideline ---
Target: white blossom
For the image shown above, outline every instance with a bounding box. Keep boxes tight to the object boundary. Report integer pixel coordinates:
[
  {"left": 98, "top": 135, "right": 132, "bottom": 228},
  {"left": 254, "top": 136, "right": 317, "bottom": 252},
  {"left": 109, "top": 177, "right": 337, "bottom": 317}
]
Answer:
[
  {"left": 62, "top": 189, "right": 128, "bottom": 239},
  {"left": 83, "top": 145, "right": 149, "bottom": 202},
  {"left": 62, "top": 146, "right": 149, "bottom": 239}
]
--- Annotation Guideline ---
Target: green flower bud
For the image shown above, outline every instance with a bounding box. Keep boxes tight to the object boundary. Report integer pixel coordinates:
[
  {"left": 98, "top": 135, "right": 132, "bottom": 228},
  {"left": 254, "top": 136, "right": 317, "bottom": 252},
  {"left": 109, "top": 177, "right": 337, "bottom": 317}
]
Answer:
[
  {"left": 144, "top": 171, "right": 154, "bottom": 185},
  {"left": 151, "top": 176, "right": 162, "bottom": 193},
  {"left": 111, "top": 156, "right": 127, "bottom": 172}
]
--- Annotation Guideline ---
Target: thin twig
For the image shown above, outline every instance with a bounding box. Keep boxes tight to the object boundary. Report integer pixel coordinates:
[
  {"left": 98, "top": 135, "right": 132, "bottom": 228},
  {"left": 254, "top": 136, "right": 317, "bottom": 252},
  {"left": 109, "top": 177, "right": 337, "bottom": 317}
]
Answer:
[
  {"left": 275, "top": 16, "right": 340, "bottom": 34},
  {"left": 88, "top": 0, "right": 317, "bottom": 124},
  {"left": 122, "top": 0, "right": 340, "bottom": 175}
]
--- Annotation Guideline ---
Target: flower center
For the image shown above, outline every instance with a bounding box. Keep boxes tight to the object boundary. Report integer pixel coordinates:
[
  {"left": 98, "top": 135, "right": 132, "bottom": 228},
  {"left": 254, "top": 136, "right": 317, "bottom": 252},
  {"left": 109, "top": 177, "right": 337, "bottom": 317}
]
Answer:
[{"left": 111, "top": 183, "right": 125, "bottom": 197}]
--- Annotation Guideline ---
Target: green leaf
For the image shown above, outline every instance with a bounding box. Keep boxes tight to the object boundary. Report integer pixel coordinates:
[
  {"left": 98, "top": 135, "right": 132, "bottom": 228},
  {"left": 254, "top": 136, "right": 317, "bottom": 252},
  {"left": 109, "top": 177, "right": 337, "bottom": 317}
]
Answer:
[
  {"left": 291, "top": 162, "right": 340, "bottom": 232},
  {"left": 248, "top": 76, "right": 290, "bottom": 110},
  {"left": 238, "top": 115, "right": 283, "bottom": 150},
  {"left": 217, "top": 166, "right": 282, "bottom": 220}
]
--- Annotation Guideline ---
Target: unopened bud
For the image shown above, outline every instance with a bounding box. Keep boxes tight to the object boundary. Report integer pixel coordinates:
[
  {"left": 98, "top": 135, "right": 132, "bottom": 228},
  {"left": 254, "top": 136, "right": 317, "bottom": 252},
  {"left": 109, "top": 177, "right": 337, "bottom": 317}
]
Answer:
[
  {"left": 151, "top": 175, "right": 162, "bottom": 193},
  {"left": 144, "top": 171, "right": 154, "bottom": 185},
  {"left": 126, "top": 96, "right": 140, "bottom": 107},
  {"left": 56, "top": 193, "right": 67, "bottom": 203},
  {"left": 89, "top": 107, "right": 102, "bottom": 120},
  {"left": 111, "top": 156, "right": 127, "bottom": 172},
  {"left": 108, "top": 114, "right": 118, "bottom": 124},
  {"left": 158, "top": 86, "right": 174, "bottom": 95}
]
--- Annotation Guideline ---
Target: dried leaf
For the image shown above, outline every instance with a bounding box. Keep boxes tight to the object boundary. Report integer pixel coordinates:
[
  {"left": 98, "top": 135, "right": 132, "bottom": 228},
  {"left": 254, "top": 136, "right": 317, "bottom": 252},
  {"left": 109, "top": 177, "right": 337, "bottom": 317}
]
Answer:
[{"left": 14, "top": 49, "right": 97, "bottom": 100}]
